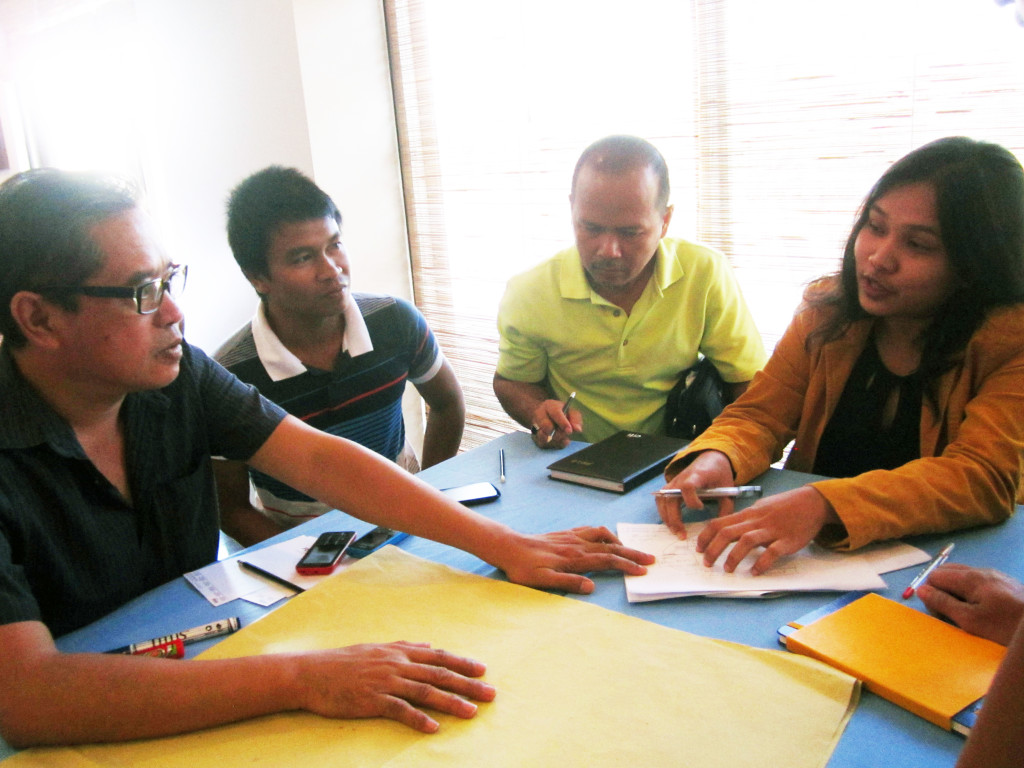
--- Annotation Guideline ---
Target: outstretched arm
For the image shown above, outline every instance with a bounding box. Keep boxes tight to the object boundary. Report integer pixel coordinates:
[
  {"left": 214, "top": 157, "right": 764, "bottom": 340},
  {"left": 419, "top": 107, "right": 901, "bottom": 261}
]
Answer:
[
  {"left": 0, "top": 620, "right": 494, "bottom": 748},
  {"left": 249, "top": 415, "right": 651, "bottom": 594},
  {"left": 214, "top": 458, "right": 288, "bottom": 547}
]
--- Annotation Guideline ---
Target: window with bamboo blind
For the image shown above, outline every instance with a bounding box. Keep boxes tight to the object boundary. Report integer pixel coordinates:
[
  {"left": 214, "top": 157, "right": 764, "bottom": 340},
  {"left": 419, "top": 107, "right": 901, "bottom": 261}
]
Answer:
[{"left": 385, "top": 0, "right": 1024, "bottom": 451}]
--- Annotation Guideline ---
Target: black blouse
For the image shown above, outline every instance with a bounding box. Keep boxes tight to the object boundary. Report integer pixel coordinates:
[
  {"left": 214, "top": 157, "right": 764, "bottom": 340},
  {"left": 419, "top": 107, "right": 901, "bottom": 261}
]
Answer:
[{"left": 813, "top": 339, "right": 922, "bottom": 479}]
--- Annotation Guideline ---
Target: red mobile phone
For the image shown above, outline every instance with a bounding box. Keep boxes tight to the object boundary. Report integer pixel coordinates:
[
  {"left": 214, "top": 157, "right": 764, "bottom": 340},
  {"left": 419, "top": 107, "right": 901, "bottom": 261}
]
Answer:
[{"left": 295, "top": 531, "right": 356, "bottom": 575}]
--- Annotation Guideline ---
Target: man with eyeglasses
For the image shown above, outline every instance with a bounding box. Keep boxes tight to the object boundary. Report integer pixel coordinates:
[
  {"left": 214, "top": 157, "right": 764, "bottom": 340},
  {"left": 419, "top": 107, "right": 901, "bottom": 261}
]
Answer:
[
  {"left": 0, "top": 168, "right": 653, "bottom": 747},
  {"left": 43, "top": 263, "right": 188, "bottom": 315}
]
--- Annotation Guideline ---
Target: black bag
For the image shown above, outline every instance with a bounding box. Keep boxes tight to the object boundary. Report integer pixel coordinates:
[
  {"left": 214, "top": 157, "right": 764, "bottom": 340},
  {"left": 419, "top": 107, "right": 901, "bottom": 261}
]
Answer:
[{"left": 664, "top": 356, "right": 725, "bottom": 440}]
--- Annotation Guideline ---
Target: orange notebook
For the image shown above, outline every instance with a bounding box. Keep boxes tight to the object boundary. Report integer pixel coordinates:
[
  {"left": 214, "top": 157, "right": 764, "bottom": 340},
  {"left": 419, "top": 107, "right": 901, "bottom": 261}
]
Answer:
[{"left": 784, "top": 592, "right": 1006, "bottom": 731}]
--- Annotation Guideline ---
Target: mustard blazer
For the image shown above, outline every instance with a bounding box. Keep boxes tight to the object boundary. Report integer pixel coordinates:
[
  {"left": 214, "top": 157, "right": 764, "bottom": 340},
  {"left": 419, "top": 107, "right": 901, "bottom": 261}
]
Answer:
[{"left": 666, "top": 301, "right": 1024, "bottom": 550}]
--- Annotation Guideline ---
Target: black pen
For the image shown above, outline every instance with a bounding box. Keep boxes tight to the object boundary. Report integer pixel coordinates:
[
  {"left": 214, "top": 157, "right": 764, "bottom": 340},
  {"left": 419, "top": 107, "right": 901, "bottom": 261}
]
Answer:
[
  {"left": 548, "top": 391, "right": 577, "bottom": 441},
  {"left": 238, "top": 560, "right": 306, "bottom": 594},
  {"left": 499, "top": 448, "right": 506, "bottom": 483}
]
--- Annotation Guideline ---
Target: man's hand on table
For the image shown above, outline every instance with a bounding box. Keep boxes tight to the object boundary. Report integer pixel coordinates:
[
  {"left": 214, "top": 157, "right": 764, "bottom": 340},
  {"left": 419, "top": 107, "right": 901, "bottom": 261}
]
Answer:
[
  {"left": 918, "top": 564, "right": 1024, "bottom": 646},
  {"left": 495, "top": 526, "right": 655, "bottom": 594},
  {"left": 295, "top": 641, "right": 495, "bottom": 733}
]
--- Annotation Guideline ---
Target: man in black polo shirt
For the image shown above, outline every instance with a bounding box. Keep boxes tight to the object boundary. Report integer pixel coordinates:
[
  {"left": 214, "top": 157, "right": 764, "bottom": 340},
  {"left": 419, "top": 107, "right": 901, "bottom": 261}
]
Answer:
[{"left": 0, "top": 169, "right": 653, "bottom": 747}]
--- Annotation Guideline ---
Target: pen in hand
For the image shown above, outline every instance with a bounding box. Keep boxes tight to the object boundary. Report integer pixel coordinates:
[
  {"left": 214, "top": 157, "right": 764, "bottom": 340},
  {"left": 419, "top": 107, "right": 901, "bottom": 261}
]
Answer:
[
  {"left": 902, "top": 542, "right": 954, "bottom": 599},
  {"left": 653, "top": 486, "right": 763, "bottom": 499},
  {"left": 548, "top": 391, "right": 577, "bottom": 443}
]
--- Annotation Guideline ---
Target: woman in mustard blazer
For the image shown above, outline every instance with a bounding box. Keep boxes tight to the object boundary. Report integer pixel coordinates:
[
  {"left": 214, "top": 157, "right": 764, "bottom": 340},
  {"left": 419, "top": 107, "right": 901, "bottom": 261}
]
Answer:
[{"left": 657, "top": 136, "right": 1024, "bottom": 575}]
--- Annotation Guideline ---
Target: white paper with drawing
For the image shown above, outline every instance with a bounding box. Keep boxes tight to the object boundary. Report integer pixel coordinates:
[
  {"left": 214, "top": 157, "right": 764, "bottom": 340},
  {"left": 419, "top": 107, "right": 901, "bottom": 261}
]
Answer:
[{"left": 616, "top": 522, "right": 922, "bottom": 602}]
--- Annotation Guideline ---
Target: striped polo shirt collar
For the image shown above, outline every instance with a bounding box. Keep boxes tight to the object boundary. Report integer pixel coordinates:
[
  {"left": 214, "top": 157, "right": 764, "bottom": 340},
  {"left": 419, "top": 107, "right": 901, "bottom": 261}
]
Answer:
[{"left": 252, "top": 298, "right": 374, "bottom": 382}]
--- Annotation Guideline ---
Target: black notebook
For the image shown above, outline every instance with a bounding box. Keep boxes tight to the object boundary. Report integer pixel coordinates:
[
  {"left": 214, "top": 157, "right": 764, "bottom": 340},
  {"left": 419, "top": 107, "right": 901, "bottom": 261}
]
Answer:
[{"left": 546, "top": 431, "right": 687, "bottom": 493}]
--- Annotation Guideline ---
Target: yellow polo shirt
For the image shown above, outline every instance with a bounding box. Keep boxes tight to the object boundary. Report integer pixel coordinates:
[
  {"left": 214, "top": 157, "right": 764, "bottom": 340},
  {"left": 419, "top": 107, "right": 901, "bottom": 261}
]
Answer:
[{"left": 496, "top": 238, "right": 767, "bottom": 443}]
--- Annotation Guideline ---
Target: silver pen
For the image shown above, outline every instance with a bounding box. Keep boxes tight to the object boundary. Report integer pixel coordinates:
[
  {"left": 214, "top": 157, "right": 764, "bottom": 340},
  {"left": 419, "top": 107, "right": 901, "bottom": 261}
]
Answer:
[
  {"left": 548, "top": 391, "right": 577, "bottom": 441},
  {"left": 652, "top": 486, "right": 763, "bottom": 499}
]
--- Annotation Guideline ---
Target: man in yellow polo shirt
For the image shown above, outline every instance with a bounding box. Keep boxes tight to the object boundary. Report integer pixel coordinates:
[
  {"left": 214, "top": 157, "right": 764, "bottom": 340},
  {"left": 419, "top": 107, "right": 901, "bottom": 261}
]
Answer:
[{"left": 493, "top": 135, "right": 767, "bottom": 448}]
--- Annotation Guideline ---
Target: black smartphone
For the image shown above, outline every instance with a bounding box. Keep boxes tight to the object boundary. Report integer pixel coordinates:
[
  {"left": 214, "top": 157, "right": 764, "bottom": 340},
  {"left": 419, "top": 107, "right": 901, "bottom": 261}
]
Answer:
[
  {"left": 348, "top": 526, "right": 410, "bottom": 558},
  {"left": 295, "top": 531, "right": 356, "bottom": 575},
  {"left": 441, "top": 481, "right": 501, "bottom": 506}
]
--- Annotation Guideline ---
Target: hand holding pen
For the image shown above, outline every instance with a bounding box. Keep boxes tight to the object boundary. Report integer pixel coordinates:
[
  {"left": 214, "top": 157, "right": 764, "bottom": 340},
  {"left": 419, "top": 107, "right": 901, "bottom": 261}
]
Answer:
[
  {"left": 654, "top": 449, "right": 738, "bottom": 538},
  {"left": 903, "top": 542, "right": 955, "bottom": 599},
  {"left": 530, "top": 392, "right": 579, "bottom": 449}
]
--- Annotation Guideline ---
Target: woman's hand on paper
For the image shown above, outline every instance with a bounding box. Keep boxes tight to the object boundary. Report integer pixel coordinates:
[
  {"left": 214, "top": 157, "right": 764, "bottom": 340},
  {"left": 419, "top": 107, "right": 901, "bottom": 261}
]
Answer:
[
  {"left": 496, "top": 526, "right": 655, "bottom": 594},
  {"left": 918, "top": 564, "right": 1024, "bottom": 646},
  {"left": 656, "top": 450, "right": 737, "bottom": 537},
  {"left": 694, "top": 486, "right": 835, "bottom": 575},
  {"left": 295, "top": 641, "right": 495, "bottom": 732}
]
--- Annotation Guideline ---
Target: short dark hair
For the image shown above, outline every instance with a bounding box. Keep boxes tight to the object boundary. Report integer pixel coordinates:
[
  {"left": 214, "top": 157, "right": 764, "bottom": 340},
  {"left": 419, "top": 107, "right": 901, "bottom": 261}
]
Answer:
[
  {"left": 571, "top": 135, "right": 671, "bottom": 212},
  {"left": 0, "top": 168, "right": 139, "bottom": 347},
  {"left": 810, "top": 136, "right": 1024, "bottom": 384},
  {"left": 226, "top": 166, "right": 341, "bottom": 278}
]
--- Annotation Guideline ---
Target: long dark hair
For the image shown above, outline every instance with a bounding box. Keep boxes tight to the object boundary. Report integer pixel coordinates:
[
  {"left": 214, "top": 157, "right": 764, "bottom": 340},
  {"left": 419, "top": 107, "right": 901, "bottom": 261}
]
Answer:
[{"left": 808, "top": 136, "right": 1024, "bottom": 383}]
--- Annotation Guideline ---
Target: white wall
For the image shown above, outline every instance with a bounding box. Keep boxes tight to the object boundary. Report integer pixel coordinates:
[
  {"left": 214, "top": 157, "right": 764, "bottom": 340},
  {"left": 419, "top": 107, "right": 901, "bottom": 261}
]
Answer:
[
  {"left": 291, "top": 0, "right": 425, "bottom": 448},
  {"left": 293, "top": 0, "right": 413, "bottom": 303},
  {"left": 132, "top": 0, "right": 413, "bottom": 352},
  {"left": 0, "top": 0, "right": 425, "bottom": 447},
  {"left": 129, "top": 0, "right": 316, "bottom": 352}
]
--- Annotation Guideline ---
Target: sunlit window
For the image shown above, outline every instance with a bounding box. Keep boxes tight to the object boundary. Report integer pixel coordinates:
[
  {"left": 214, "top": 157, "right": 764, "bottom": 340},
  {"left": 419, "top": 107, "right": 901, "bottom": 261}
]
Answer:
[{"left": 388, "top": 0, "right": 1024, "bottom": 448}]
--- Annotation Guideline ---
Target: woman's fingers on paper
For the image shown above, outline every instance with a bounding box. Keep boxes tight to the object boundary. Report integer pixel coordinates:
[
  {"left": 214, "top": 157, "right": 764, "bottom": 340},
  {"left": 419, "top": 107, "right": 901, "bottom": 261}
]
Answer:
[
  {"left": 696, "top": 513, "right": 772, "bottom": 573},
  {"left": 655, "top": 493, "right": 688, "bottom": 536},
  {"left": 714, "top": 497, "right": 736, "bottom": 517}
]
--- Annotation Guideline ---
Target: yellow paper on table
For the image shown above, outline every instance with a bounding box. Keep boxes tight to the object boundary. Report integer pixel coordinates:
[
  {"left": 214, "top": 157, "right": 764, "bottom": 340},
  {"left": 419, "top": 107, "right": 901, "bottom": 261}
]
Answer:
[{"left": 10, "top": 548, "right": 859, "bottom": 768}]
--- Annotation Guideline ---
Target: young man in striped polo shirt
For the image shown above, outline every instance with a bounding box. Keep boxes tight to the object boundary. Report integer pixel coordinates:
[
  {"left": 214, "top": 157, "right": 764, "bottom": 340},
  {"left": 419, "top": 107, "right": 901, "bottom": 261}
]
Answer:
[{"left": 215, "top": 167, "right": 465, "bottom": 545}]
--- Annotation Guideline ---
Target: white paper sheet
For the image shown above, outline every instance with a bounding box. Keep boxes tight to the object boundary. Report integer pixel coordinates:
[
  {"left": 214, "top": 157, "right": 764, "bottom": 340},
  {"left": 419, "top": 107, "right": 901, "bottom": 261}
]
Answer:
[
  {"left": 184, "top": 535, "right": 359, "bottom": 606},
  {"left": 617, "top": 523, "right": 928, "bottom": 602}
]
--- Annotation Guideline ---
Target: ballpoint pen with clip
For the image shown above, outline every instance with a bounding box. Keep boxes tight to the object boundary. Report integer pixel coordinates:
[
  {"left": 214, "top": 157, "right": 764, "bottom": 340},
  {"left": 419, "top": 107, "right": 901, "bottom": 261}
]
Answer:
[{"left": 547, "top": 392, "right": 576, "bottom": 442}]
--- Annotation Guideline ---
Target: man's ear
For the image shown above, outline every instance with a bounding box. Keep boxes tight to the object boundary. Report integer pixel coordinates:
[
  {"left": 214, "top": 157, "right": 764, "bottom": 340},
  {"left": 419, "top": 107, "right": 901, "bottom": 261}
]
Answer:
[
  {"left": 9, "top": 291, "right": 66, "bottom": 349},
  {"left": 243, "top": 271, "right": 270, "bottom": 296},
  {"left": 660, "top": 204, "right": 674, "bottom": 239}
]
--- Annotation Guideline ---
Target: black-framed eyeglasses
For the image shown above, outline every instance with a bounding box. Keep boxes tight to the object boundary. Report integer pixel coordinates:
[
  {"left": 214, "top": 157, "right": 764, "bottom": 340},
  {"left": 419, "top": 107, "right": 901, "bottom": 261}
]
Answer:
[{"left": 43, "top": 264, "right": 188, "bottom": 315}]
